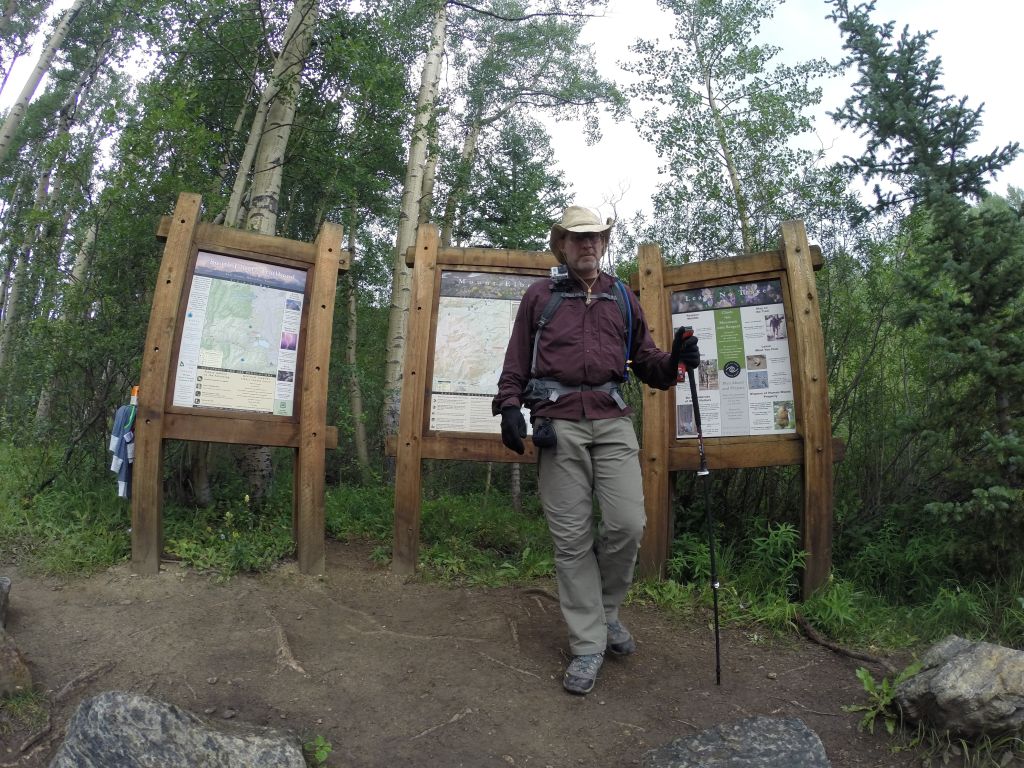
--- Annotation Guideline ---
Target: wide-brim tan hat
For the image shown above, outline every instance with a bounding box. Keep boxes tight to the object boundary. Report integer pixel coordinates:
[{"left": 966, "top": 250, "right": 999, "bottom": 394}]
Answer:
[{"left": 549, "top": 205, "right": 613, "bottom": 263}]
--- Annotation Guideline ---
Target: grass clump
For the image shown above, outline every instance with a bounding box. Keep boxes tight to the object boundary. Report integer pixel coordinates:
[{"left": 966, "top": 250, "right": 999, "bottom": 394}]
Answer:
[{"left": 0, "top": 690, "right": 49, "bottom": 742}]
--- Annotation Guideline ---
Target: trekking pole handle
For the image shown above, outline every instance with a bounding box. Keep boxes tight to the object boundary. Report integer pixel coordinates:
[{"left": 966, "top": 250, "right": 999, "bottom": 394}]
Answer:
[
  {"left": 676, "top": 326, "right": 710, "bottom": 476},
  {"left": 675, "top": 326, "right": 695, "bottom": 385}
]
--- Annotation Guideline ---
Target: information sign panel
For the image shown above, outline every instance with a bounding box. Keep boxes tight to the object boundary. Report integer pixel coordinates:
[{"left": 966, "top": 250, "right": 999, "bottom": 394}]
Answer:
[
  {"left": 670, "top": 278, "right": 795, "bottom": 438},
  {"left": 429, "top": 271, "right": 541, "bottom": 433},
  {"left": 172, "top": 251, "right": 307, "bottom": 416}
]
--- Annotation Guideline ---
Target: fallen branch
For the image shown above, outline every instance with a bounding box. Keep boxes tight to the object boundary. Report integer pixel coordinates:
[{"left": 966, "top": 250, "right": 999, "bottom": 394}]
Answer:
[{"left": 795, "top": 614, "right": 897, "bottom": 676}]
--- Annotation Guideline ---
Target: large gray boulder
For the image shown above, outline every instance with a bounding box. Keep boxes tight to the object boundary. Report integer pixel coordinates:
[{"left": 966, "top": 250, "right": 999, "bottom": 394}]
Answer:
[
  {"left": 642, "top": 716, "right": 830, "bottom": 768},
  {"left": 0, "top": 627, "right": 33, "bottom": 698},
  {"left": 49, "top": 691, "right": 307, "bottom": 768},
  {"left": 895, "top": 635, "right": 1024, "bottom": 739}
]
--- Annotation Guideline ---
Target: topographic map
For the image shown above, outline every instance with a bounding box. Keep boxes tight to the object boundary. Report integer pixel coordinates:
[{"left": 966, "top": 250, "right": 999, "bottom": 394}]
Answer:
[
  {"left": 428, "top": 271, "right": 541, "bottom": 433},
  {"left": 432, "top": 296, "right": 517, "bottom": 395},
  {"left": 198, "top": 280, "right": 286, "bottom": 374},
  {"left": 174, "top": 252, "right": 305, "bottom": 415}
]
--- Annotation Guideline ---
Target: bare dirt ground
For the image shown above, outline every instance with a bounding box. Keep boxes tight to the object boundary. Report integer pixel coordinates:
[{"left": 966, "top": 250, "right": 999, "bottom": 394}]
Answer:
[{"left": 2, "top": 539, "right": 919, "bottom": 767}]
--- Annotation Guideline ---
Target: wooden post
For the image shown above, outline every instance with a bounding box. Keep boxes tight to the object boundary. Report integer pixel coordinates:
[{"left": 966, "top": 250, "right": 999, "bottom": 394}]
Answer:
[
  {"left": 637, "top": 244, "right": 672, "bottom": 579},
  {"left": 780, "top": 220, "right": 833, "bottom": 596},
  {"left": 294, "top": 222, "right": 343, "bottom": 575},
  {"left": 132, "top": 192, "right": 202, "bottom": 574},
  {"left": 392, "top": 224, "right": 440, "bottom": 575}
]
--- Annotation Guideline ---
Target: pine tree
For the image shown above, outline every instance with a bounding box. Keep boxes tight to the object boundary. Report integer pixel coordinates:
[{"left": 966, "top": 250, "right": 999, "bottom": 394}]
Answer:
[{"left": 829, "top": 0, "right": 1023, "bottom": 575}]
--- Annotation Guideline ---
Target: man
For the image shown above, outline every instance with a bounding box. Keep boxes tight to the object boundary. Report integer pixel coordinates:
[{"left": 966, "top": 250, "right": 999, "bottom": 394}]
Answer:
[{"left": 492, "top": 205, "right": 700, "bottom": 694}]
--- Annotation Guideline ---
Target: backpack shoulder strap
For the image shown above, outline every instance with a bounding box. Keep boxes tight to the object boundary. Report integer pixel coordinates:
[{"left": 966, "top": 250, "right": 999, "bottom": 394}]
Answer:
[
  {"left": 613, "top": 279, "right": 632, "bottom": 381},
  {"left": 531, "top": 289, "right": 565, "bottom": 376}
]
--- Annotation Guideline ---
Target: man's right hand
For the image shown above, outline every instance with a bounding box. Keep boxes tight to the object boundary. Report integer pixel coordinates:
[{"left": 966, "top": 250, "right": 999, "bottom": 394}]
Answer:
[
  {"left": 670, "top": 327, "right": 701, "bottom": 372},
  {"left": 500, "top": 407, "right": 527, "bottom": 455}
]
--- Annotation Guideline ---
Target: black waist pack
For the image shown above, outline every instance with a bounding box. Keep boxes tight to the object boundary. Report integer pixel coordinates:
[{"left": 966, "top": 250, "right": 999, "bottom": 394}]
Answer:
[{"left": 532, "top": 417, "right": 556, "bottom": 450}]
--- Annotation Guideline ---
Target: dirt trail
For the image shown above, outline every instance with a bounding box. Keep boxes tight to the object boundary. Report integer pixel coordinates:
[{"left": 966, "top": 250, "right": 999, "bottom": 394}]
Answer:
[{"left": 2, "top": 540, "right": 910, "bottom": 767}]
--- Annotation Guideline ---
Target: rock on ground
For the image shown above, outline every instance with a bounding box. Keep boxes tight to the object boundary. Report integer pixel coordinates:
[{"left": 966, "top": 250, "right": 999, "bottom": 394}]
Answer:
[
  {"left": 896, "top": 635, "right": 1024, "bottom": 740},
  {"left": 49, "top": 691, "right": 307, "bottom": 768},
  {"left": 642, "top": 716, "right": 831, "bottom": 767}
]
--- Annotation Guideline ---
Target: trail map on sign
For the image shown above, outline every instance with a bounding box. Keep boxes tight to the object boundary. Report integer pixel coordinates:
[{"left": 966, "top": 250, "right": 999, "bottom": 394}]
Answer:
[
  {"left": 430, "top": 271, "right": 542, "bottom": 433},
  {"left": 671, "top": 279, "right": 796, "bottom": 438},
  {"left": 173, "top": 252, "right": 306, "bottom": 416}
]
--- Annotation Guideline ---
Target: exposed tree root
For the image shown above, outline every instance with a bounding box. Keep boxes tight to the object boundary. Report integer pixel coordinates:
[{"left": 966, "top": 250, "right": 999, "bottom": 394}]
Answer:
[{"left": 795, "top": 613, "right": 897, "bottom": 676}]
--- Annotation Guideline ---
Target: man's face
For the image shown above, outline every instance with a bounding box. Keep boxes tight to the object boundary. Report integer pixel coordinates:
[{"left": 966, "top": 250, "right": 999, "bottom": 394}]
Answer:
[{"left": 563, "top": 231, "right": 605, "bottom": 278}]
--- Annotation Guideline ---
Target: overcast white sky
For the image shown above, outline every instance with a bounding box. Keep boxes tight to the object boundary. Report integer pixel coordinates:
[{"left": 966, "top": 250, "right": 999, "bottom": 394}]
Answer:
[
  {"left": 545, "top": 0, "right": 1023, "bottom": 220},
  {"left": 4, "top": 0, "right": 1020, "bottom": 223}
]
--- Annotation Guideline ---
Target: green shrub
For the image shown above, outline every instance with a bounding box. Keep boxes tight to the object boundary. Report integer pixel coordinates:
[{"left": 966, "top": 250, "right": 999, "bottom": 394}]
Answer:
[
  {"left": 324, "top": 485, "right": 393, "bottom": 541},
  {"left": 164, "top": 493, "right": 295, "bottom": 576},
  {"left": 1, "top": 477, "right": 130, "bottom": 575},
  {"left": 417, "top": 493, "right": 552, "bottom": 585}
]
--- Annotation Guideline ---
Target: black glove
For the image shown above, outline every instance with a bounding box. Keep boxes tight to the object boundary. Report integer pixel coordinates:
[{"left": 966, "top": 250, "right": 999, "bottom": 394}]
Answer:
[
  {"left": 670, "top": 327, "right": 701, "bottom": 373},
  {"left": 500, "top": 406, "right": 527, "bottom": 455}
]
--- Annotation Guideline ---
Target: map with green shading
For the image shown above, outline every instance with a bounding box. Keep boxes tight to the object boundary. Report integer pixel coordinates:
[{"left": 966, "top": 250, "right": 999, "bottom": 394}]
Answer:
[{"left": 199, "top": 280, "right": 286, "bottom": 374}]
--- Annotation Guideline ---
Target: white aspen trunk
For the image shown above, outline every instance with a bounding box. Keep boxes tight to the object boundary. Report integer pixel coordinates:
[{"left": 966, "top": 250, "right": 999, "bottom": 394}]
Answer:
[
  {"left": 0, "top": 253, "right": 11, "bottom": 325},
  {"left": 419, "top": 151, "right": 438, "bottom": 225},
  {"left": 240, "top": 0, "right": 318, "bottom": 502},
  {"left": 217, "top": 76, "right": 255, "bottom": 187},
  {"left": 70, "top": 223, "right": 95, "bottom": 302},
  {"left": 25, "top": 39, "right": 109, "bottom": 431},
  {"left": 0, "top": 163, "right": 50, "bottom": 375},
  {"left": 344, "top": 218, "right": 370, "bottom": 480},
  {"left": 705, "top": 72, "right": 751, "bottom": 253},
  {"left": 381, "top": 3, "right": 447, "bottom": 440},
  {"left": 246, "top": 0, "right": 317, "bottom": 235},
  {"left": 0, "top": 0, "right": 88, "bottom": 165},
  {"left": 224, "top": 98, "right": 266, "bottom": 227},
  {"left": 188, "top": 442, "right": 213, "bottom": 507},
  {"left": 441, "top": 121, "right": 482, "bottom": 247}
]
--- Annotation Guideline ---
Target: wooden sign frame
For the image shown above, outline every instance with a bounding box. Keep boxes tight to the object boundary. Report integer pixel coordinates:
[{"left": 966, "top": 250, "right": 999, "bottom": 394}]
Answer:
[
  {"left": 390, "top": 221, "right": 838, "bottom": 596},
  {"left": 132, "top": 192, "right": 347, "bottom": 576},
  {"left": 635, "top": 220, "right": 838, "bottom": 596},
  {"left": 390, "top": 224, "right": 557, "bottom": 574}
]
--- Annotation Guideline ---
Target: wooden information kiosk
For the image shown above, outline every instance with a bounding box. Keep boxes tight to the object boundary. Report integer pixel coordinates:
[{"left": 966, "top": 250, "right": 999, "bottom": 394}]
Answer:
[
  {"left": 635, "top": 220, "right": 837, "bottom": 595},
  {"left": 132, "top": 192, "right": 347, "bottom": 576},
  {"left": 391, "top": 220, "right": 837, "bottom": 595}
]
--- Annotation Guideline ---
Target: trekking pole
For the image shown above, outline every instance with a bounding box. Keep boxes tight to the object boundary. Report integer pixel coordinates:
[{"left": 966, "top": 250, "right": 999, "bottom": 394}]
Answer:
[{"left": 677, "top": 327, "right": 722, "bottom": 685}]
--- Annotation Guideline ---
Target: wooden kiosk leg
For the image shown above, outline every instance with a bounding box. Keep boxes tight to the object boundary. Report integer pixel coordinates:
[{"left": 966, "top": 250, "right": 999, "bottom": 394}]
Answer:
[
  {"left": 637, "top": 243, "right": 672, "bottom": 579},
  {"left": 294, "top": 223, "right": 343, "bottom": 575},
  {"left": 132, "top": 193, "right": 202, "bottom": 574},
  {"left": 392, "top": 224, "right": 440, "bottom": 576},
  {"left": 780, "top": 220, "right": 834, "bottom": 597}
]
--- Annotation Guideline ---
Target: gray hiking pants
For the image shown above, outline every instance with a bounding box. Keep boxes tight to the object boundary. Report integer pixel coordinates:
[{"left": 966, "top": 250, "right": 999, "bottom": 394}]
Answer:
[{"left": 537, "top": 416, "right": 646, "bottom": 655}]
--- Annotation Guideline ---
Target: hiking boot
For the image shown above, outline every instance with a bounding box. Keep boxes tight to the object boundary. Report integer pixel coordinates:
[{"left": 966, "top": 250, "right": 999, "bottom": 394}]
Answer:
[
  {"left": 563, "top": 653, "right": 604, "bottom": 695},
  {"left": 606, "top": 619, "right": 636, "bottom": 656}
]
